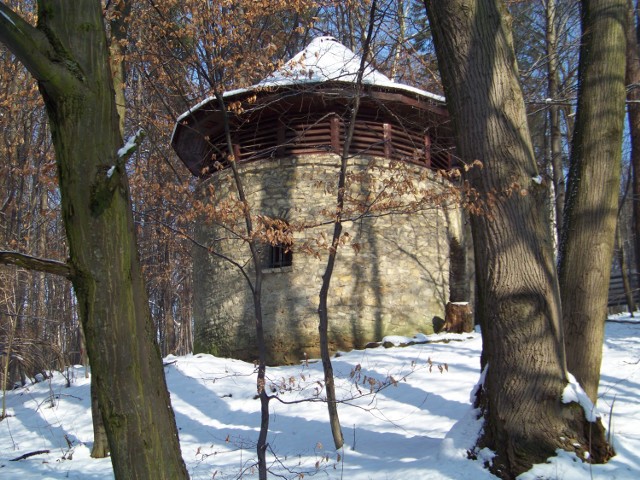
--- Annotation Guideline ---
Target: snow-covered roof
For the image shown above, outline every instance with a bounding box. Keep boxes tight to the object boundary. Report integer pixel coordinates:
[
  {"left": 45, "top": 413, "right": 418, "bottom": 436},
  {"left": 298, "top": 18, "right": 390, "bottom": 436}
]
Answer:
[
  {"left": 257, "top": 36, "right": 396, "bottom": 87},
  {"left": 175, "top": 36, "right": 444, "bottom": 124}
]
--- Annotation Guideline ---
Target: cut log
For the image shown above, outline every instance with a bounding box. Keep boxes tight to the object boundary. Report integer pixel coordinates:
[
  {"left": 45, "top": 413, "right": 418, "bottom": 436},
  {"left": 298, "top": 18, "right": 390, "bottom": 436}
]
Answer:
[{"left": 443, "top": 302, "right": 473, "bottom": 333}]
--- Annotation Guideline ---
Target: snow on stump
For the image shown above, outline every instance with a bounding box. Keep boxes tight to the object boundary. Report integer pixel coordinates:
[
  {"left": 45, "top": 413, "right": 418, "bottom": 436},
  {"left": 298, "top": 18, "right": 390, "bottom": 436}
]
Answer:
[{"left": 443, "top": 302, "right": 473, "bottom": 333}]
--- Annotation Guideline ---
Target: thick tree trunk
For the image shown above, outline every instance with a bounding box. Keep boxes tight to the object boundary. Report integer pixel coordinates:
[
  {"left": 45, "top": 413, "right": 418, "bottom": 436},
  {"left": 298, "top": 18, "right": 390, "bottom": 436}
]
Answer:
[
  {"left": 87, "top": 0, "right": 133, "bottom": 458},
  {"left": 558, "top": 0, "right": 627, "bottom": 403},
  {"left": 0, "top": 2, "right": 188, "bottom": 478},
  {"left": 424, "top": 1, "right": 614, "bottom": 477}
]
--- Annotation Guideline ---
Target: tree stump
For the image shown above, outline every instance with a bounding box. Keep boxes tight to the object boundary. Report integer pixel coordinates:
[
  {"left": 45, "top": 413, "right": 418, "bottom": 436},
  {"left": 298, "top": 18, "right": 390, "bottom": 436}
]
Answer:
[{"left": 443, "top": 302, "right": 473, "bottom": 333}]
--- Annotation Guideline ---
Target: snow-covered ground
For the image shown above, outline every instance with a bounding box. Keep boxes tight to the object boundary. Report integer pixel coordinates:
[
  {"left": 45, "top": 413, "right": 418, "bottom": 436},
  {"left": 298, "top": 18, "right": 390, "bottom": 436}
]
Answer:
[{"left": 1, "top": 313, "right": 638, "bottom": 479}]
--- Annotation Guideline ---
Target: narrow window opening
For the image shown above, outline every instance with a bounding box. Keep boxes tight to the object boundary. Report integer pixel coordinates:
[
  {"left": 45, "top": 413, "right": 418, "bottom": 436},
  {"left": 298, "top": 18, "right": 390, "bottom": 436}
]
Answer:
[
  {"left": 269, "top": 243, "right": 293, "bottom": 268},
  {"left": 262, "top": 217, "right": 293, "bottom": 271}
]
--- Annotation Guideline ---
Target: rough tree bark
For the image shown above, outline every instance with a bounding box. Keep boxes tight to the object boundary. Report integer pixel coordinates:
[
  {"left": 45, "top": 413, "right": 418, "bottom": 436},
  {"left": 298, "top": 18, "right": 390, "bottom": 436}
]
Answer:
[
  {"left": 558, "top": 0, "right": 627, "bottom": 403},
  {"left": 424, "top": 1, "right": 614, "bottom": 478},
  {"left": 0, "top": 2, "right": 188, "bottom": 479},
  {"left": 86, "top": 0, "right": 133, "bottom": 459}
]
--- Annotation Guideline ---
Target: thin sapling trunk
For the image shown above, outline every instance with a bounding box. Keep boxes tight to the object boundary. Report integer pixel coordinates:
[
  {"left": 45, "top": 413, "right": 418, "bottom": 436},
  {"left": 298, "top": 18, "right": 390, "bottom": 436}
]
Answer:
[
  {"left": 216, "top": 92, "right": 271, "bottom": 479},
  {"left": 317, "top": 0, "right": 378, "bottom": 451}
]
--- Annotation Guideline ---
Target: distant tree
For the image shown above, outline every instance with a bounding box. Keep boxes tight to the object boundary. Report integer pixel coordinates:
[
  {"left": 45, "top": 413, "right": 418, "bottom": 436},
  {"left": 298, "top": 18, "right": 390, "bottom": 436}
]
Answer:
[
  {"left": 626, "top": 0, "right": 640, "bottom": 276},
  {"left": 423, "top": 0, "right": 614, "bottom": 477},
  {"left": 0, "top": 0, "right": 73, "bottom": 391},
  {"left": 509, "top": 0, "right": 581, "bottom": 242},
  {"left": 545, "top": 0, "right": 567, "bottom": 239},
  {"left": 615, "top": 168, "right": 636, "bottom": 314},
  {"left": 0, "top": 2, "right": 188, "bottom": 478}
]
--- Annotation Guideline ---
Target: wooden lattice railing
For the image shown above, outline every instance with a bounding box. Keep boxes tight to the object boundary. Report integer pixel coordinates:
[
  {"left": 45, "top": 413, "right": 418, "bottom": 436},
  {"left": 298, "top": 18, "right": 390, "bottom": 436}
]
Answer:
[{"left": 205, "top": 112, "right": 454, "bottom": 172}]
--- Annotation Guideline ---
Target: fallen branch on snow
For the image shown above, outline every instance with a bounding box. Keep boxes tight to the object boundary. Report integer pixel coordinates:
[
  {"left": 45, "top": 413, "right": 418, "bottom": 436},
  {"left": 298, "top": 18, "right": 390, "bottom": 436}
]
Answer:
[{"left": 10, "top": 450, "right": 50, "bottom": 461}]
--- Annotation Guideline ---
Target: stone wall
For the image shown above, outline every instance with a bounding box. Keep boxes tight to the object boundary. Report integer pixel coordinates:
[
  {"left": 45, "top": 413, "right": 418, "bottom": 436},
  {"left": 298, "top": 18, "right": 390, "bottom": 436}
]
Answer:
[{"left": 192, "top": 153, "right": 461, "bottom": 364}]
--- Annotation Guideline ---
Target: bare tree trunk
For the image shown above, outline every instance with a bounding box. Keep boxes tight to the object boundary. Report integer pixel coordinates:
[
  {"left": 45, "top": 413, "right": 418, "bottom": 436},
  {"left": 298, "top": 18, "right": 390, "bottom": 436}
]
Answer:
[
  {"left": 546, "top": 0, "right": 566, "bottom": 241},
  {"left": 87, "top": 0, "right": 133, "bottom": 459},
  {"left": 626, "top": 0, "right": 640, "bottom": 276},
  {"left": 558, "top": 0, "right": 627, "bottom": 403},
  {"left": 616, "top": 222, "right": 637, "bottom": 313},
  {"left": 229, "top": 167, "right": 269, "bottom": 480},
  {"left": 389, "top": 0, "right": 406, "bottom": 79},
  {"left": 214, "top": 89, "right": 270, "bottom": 479},
  {"left": 318, "top": 248, "right": 345, "bottom": 451},
  {"left": 0, "top": 3, "right": 188, "bottom": 478},
  {"left": 424, "top": 1, "right": 614, "bottom": 477},
  {"left": 317, "top": 1, "right": 379, "bottom": 451},
  {"left": 252, "top": 284, "right": 269, "bottom": 480}
]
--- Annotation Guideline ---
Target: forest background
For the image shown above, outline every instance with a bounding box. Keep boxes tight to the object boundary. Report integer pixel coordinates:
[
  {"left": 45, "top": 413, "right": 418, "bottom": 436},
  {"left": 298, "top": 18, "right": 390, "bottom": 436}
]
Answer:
[{"left": 5, "top": 0, "right": 632, "bottom": 384}]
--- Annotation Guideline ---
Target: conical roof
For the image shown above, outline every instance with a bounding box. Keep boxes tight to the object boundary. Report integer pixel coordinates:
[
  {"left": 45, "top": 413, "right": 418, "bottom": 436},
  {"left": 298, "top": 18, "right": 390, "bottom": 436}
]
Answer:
[{"left": 175, "top": 37, "right": 443, "bottom": 125}]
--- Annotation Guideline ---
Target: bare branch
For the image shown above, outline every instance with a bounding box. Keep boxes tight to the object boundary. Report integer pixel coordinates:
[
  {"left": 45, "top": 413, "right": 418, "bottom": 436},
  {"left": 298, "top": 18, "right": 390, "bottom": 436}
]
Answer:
[
  {"left": 0, "top": 250, "right": 73, "bottom": 280},
  {"left": 10, "top": 450, "right": 50, "bottom": 461},
  {"left": 0, "top": 2, "right": 76, "bottom": 95}
]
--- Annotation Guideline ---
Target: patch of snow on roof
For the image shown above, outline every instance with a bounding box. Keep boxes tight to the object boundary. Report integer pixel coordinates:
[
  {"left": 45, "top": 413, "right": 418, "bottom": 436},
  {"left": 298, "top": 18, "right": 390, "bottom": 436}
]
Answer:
[
  {"left": 257, "top": 36, "right": 392, "bottom": 87},
  {"left": 254, "top": 36, "right": 444, "bottom": 103}
]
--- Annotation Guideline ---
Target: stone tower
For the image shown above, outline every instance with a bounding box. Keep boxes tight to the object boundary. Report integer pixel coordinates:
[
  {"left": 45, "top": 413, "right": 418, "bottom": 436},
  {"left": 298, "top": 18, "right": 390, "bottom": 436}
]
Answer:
[{"left": 172, "top": 37, "right": 465, "bottom": 364}]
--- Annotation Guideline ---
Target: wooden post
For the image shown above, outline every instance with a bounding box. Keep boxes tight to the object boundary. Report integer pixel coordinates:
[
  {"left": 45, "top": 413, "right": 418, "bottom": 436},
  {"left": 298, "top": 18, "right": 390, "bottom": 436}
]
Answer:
[
  {"left": 383, "top": 123, "right": 393, "bottom": 158},
  {"left": 276, "top": 122, "right": 286, "bottom": 156},
  {"left": 424, "top": 133, "right": 432, "bottom": 167},
  {"left": 330, "top": 115, "right": 341, "bottom": 154}
]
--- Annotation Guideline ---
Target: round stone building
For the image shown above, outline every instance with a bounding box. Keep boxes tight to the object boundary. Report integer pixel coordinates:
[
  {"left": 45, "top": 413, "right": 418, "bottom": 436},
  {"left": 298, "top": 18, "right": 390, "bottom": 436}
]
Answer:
[{"left": 172, "top": 37, "right": 466, "bottom": 364}]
